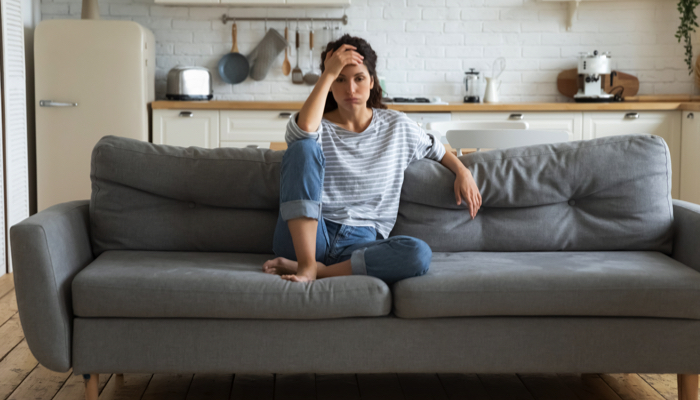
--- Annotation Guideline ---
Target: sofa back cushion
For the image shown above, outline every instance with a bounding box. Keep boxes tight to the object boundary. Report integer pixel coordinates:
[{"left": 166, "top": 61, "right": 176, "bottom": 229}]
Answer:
[
  {"left": 390, "top": 134, "right": 674, "bottom": 253},
  {"left": 91, "top": 133, "right": 673, "bottom": 256},
  {"left": 90, "top": 135, "right": 282, "bottom": 256}
]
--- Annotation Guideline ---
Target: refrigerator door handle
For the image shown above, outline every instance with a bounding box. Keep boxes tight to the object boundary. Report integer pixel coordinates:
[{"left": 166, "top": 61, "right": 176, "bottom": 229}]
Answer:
[{"left": 39, "top": 100, "right": 78, "bottom": 107}]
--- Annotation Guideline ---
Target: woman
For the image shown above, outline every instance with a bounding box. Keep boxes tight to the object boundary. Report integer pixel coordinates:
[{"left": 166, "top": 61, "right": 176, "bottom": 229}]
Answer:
[{"left": 262, "top": 34, "right": 481, "bottom": 284}]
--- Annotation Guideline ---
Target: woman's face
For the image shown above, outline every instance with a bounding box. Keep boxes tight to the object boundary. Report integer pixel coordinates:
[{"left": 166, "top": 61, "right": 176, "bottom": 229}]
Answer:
[{"left": 330, "top": 62, "right": 374, "bottom": 113}]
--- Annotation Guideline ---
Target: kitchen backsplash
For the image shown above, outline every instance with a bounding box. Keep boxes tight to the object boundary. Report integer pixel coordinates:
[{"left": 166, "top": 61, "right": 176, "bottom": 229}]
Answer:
[{"left": 41, "top": 0, "right": 698, "bottom": 102}]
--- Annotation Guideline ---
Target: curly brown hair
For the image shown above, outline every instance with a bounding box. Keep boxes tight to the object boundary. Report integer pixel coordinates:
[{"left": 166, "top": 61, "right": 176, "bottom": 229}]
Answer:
[{"left": 319, "top": 34, "right": 387, "bottom": 114}]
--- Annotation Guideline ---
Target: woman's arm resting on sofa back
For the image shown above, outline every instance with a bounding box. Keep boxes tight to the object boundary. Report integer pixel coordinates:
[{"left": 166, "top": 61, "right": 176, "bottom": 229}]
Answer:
[
  {"left": 672, "top": 199, "right": 700, "bottom": 273},
  {"left": 9, "top": 200, "right": 94, "bottom": 372}
]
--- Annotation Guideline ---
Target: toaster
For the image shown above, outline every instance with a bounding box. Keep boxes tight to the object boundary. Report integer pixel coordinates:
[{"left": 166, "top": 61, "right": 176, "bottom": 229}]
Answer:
[{"left": 166, "top": 66, "right": 213, "bottom": 101}]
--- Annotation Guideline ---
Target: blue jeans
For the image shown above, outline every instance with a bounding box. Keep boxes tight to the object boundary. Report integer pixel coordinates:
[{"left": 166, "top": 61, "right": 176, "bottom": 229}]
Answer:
[{"left": 272, "top": 138, "right": 432, "bottom": 286}]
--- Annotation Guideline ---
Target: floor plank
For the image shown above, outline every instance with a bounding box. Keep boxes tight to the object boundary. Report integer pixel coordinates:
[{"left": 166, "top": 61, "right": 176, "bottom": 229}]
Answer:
[
  {"left": 229, "top": 374, "right": 274, "bottom": 400},
  {"left": 437, "top": 373, "right": 490, "bottom": 400},
  {"left": 0, "top": 290, "right": 17, "bottom": 326},
  {"left": 518, "top": 373, "right": 579, "bottom": 400},
  {"left": 558, "top": 373, "right": 624, "bottom": 400},
  {"left": 53, "top": 371, "right": 112, "bottom": 400},
  {"left": 275, "top": 373, "right": 316, "bottom": 400},
  {"left": 356, "top": 373, "right": 404, "bottom": 400},
  {"left": 638, "top": 374, "right": 680, "bottom": 400},
  {"left": 186, "top": 373, "right": 233, "bottom": 400},
  {"left": 0, "top": 273, "right": 14, "bottom": 298},
  {"left": 315, "top": 373, "right": 360, "bottom": 400},
  {"left": 397, "top": 373, "right": 448, "bottom": 400},
  {"left": 600, "top": 373, "right": 666, "bottom": 400},
  {"left": 478, "top": 374, "right": 537, "bottom": 400},
  {"left": 99, "top": 373, "right": 152, "bottom": 400},
  {"left": 0, "top": 314, "right": 24, "bottom": 361},
  {"left": 0, "top": 340, "right": 39, "bottom": 399},
  {"left": 141, "top": 373, "right": 193, "bottom": 400},
  {"left": 5, "top": 362, "right": 72, "bottom": 400}
]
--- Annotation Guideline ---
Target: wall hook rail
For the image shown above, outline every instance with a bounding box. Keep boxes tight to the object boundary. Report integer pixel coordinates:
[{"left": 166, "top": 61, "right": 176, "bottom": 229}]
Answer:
[{"left": 220, "top": 14, "right": 348, "bottom": 25}]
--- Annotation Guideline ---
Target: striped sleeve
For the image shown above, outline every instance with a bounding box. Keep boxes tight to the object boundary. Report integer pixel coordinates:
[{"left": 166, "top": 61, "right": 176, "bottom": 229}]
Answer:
[
  {"left": 285, "top": 111, "right": 322, "bottom": 145},
  {"left": 413, "top": 126, "right": 446, "bottom": 162}
]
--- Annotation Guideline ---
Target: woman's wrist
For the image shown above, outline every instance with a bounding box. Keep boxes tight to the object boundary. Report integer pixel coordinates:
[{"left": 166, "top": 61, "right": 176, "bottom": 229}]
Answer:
[
  {"left": 457, "top": 167, "right": 471, "bottom": 178},
  {"left": 319, "top": 70, "right": 337, "bottom": 86}
]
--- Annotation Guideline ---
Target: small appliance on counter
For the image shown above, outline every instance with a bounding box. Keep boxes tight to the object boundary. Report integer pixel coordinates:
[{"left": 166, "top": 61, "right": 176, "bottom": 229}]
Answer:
[
  {"left": 463, "top": 68, "right": 485, "bottom": 103},
  {"left": 574, "top": 50, "right": 617, "bottom": 103},
  {"left": 166, "top": 66, "right": 213, "bottom": 101}
]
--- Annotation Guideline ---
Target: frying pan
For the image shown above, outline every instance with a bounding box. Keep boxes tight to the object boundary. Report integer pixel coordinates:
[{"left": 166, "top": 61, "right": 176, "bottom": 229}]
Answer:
[{"left": 218, "top": 22, "right": 249, "bottom": 84}]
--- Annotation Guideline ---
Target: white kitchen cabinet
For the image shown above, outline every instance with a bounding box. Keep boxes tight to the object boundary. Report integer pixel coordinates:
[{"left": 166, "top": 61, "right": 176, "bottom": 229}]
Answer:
[
  {"left": 220, "top": 0, "right": 283, "bottom": 3},
  {"left": 220, "top": 110, "right": 292, "bottom": 145},
  {"left": 157, "top": 0, "right": 348, "bottom": 5},
  {"left": 152, "top": 108, "right": 688, "bottom": 203},
  {"left": 154, "top": 0, "right": 219, "bottom": 4},
  {"left": 681, "top": 111, "right": 700, "bottom": 205},
  {"left": 583, "top": 111, "right": 681, "bottom": 199},
  {"left": 451, "top": 112, "right": 584, "bottom": 141},
  {"left": 152, "top": 109, "right": 220, "bottom": 149},
  {"left": 285, "top": 0, "right": 350, "bottom": 4},
  {"left": 220, "top": 140, "right": 272, "bottom": 149}
]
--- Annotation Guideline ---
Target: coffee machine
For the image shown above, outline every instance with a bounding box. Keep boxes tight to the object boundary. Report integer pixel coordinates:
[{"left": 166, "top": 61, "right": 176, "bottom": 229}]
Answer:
[
  {"left": 463, "top": 68, "right": 485, "bottom": 103},
  {"left": 574, "top": 50, "right": 616, "bottom": 103}
]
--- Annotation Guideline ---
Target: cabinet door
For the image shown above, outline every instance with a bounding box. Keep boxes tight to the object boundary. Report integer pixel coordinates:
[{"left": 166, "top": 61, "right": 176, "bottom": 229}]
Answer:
[
  {"left": 220, "top": 110, "right": 293, "bottom": 145},
  {"left": 681, "top": 111, "right": 700, "bottom": 204},
  {"left": 583, "top": 111, "right": 681, "bottom": 199},
  {"left": 286, "top": 0, "right": 350, "bottom": 4},
  {"left": 221, "top": 140, "right": 272, "bottom": 149},
  {"left": 221, "top": 0, "right": 283, "bottom": 3},
  {"left": 154, "top": 0, "right": 218, "bottom": 4},
  {"left": 451, "top": 112, "right": 583, "bottom": 141},
  {"left": 153, "top": 109, "right": 219, "bottom": 148}
]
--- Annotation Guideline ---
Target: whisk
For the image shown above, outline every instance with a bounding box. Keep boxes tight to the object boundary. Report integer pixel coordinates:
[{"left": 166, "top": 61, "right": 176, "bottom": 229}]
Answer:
[{"left": 491, "top": 57, "right": 506, "bottom": 79}]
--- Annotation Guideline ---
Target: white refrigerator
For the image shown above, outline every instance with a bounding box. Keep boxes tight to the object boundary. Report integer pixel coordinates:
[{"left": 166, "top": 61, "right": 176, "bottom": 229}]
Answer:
[{"left": 34, "top": 19, "right": 155, "bottom": 212}]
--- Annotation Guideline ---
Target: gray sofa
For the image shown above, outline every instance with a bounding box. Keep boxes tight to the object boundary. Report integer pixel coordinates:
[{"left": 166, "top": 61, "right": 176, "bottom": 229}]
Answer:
[{"left": 11, "top": 133, "right": 700, "bottom": 400}]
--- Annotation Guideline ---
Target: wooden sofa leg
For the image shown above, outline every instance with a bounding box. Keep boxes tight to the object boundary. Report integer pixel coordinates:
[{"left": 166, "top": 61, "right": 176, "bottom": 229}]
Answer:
[
  {"left": 83, "top": 374, "right": 99, "bottom": 400},
  {"left": 678, "top": 374, "right": 698, "bottom": 400}
]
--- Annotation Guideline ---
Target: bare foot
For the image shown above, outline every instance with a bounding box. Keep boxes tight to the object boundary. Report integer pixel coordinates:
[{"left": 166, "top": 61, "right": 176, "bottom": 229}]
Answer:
[
  {"left": 280, "top": 273, "right": 315, "bottom": 283},
  {"left": 279, "top": 262, "right": 318, "bottom": 283},
  {"left": 262, "top": 257, "right": 298, "bottom": 276}
]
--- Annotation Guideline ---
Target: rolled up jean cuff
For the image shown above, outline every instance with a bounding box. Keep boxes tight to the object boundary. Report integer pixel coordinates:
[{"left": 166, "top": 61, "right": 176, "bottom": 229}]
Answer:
[
  {"left": 350, "top": 248, "right": 368, "bottom": 276},
  {"left": 279, "top": 199, "right": 322, "bottom": 221}
]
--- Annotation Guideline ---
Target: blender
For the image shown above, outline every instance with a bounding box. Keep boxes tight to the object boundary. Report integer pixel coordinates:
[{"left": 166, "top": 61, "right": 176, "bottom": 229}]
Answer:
[{"left": 464, "top": 68, "right": 484, "bottom": 103}]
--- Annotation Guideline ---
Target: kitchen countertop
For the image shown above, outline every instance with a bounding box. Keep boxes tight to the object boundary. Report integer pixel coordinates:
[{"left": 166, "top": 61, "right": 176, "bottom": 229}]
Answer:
[{"left": 152, "top": 99, "right": 700, "bottom": 112}]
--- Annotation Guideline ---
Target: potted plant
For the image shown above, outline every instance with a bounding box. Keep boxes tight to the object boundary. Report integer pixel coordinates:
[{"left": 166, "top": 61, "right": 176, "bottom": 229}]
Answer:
[{"left": 677, "top": 0, "right": 700, "bottom": 74}]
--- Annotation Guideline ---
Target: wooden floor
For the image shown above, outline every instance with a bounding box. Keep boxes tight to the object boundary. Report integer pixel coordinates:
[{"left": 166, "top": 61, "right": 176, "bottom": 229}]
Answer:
[{"left": 0, "top": 273, "right": 690, "bottom": 400}]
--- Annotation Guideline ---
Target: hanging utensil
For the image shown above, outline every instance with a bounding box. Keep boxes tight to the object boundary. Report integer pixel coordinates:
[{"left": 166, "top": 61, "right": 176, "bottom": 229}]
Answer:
[
  {"left": 303, "top": 22, "right": 319, "bottom": 85},
  {"left": 217, "top": 21, "right": 249, "bottom": 84},
  {"left": 491, "top": 57, "right": 506, "bottom": 80},
  {"left": 282, "top": 21, "right": 291, "bottom": 76},
  {"left": 291, "top": 21, "right": 304, "bottom": 84}
]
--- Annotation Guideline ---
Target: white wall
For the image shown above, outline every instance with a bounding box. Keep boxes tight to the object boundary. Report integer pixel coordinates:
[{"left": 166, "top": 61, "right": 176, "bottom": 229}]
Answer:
[{"left": 39, "top": 0, "right": 698, "bottom": 102}]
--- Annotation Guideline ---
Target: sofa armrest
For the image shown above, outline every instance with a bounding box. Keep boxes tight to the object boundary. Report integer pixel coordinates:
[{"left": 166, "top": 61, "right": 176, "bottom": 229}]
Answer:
[
  {"left": 672, "top": 199, "right": 700, "bottom": 273},
  {"left": 10, "top": 200, "right": 94, "bottom": 372}
]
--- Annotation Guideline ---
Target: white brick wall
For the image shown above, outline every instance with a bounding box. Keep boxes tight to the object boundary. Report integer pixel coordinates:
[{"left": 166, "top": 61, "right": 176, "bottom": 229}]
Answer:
[{"left": 40, "top": 0, "right": 700, "bottom": 102}]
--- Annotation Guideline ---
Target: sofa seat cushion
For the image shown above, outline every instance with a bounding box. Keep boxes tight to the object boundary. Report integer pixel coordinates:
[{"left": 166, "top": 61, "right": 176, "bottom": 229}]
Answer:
[
  {"left": 392, "top": 251, "right": 700, "bottom": 319},
  {"left": 72, "top": 251, "right": 391, "bottom": 319}
]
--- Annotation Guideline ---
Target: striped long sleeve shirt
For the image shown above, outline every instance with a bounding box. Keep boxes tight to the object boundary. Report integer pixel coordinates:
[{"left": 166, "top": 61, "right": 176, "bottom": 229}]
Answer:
[{"left": 285, "top": 107, "right": 446, "bottom": 240}]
